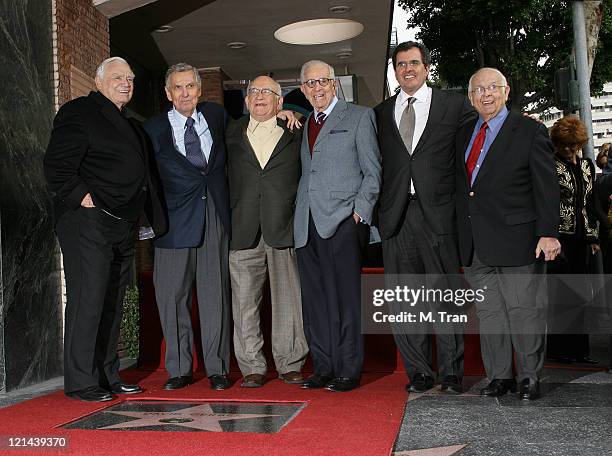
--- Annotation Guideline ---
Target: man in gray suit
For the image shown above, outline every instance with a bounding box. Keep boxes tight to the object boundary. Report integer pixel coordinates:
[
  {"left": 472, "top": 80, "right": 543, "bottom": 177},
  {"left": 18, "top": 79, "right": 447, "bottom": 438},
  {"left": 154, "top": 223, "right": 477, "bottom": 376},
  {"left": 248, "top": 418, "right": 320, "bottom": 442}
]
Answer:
[
  {"left": 226, "top": 75, "right": 308, "bottom": 388},
  {"left": 295, "top": 60, "right": 381, "bottom": 392}
]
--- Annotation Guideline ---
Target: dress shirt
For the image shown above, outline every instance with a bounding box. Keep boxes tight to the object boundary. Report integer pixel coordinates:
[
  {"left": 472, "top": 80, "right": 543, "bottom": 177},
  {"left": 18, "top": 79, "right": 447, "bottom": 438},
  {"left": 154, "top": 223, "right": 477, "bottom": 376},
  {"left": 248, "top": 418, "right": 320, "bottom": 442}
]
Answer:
[
  {"left": 246, "top": 115, "right": 284, "bottom": 168},
  {"left": 394, "top": 84, "right": 432, "bottom": 193},
  {"left": 464, "top": 106, "right": 509, "bottom": 185},
  {"left": 316, "top": 96, "right": 339, "bottom": 118},
  {"left": 167, "top": 107, "right": 213, "bottom": 162}
]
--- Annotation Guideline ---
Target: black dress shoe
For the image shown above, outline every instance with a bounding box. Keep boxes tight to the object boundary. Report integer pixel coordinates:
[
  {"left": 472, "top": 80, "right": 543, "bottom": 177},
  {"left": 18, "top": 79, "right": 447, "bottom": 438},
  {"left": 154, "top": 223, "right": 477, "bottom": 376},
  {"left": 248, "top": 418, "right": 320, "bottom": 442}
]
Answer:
[
  {"left": 406, "top": 373, "right": 434, "bottom": 393},
  {"left": 301, "top": 374, "right": 333, "bottom": 389},
  {"left": 518, "top": 378, "right": 540, "bottom": 400},
  {"left": 480, "top": 379, "right": 517, "bottom": 397},
  {"left": 209, "top": 374, "right": 230, "bottom": 390},
  {"left": 240, "top": 374, "right": 265, "bottom": 388},
  {"left": 440, "top": 375, "right": 463, "bottom": 394},
  {"left": 109, "top": 382, "right": 143, "bottom": 394},
  {"left": 66, "top": 386, "right": 113, "bottom": 402},
  {"left": 163, "top": 376, "right": 193, "bottom": 390},
  {"left": 325, "top": 377, "right": 359, "bottom": 392}
]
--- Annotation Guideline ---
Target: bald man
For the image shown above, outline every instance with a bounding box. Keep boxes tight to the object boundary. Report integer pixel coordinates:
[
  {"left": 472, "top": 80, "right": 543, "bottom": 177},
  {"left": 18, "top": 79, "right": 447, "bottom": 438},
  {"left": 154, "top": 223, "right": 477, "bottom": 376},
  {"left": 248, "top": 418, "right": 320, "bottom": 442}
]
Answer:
[{"left": 226, "top": 76, "right": 308, "bottom": 388}]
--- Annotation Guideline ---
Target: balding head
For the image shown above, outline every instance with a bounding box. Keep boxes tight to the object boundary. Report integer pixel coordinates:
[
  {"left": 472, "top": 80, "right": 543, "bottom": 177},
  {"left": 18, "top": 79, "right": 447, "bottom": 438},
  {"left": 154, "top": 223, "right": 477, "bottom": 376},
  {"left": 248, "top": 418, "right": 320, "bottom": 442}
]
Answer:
[
  {"left": 246, "top": 75, "right": 283, "bottom": 122},
  {"left": 468, "top": 68, "right": 510, "bottom": 122}
]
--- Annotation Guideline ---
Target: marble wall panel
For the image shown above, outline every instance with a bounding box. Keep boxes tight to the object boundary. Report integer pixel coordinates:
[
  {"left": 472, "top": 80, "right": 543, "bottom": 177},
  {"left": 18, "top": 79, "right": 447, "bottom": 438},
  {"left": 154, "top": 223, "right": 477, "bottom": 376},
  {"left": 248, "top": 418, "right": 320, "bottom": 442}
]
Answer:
[{"left": 0, "top": 0, "right": 63, "bottom": 391}]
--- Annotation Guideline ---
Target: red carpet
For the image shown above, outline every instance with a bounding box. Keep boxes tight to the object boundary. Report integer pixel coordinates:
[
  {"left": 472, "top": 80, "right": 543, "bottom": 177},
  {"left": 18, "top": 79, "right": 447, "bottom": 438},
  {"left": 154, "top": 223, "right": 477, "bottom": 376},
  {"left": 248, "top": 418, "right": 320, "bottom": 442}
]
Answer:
[{"left": 0, "top": 370, "right": 406, "bottom": 456}]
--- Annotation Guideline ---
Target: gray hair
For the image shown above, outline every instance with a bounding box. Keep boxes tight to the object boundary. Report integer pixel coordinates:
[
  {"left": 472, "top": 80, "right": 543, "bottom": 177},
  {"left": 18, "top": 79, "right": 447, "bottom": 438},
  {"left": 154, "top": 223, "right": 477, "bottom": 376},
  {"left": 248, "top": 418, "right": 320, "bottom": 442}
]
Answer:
[
  {"left": 247, "top": 76, "right": 282, "bottom": 97},
  {"left": 165, "top": 63, "right": 202, "bottom": 88},
  {"left": 468, "top": 67, "right": 508, "bottom": 92},
  {"left": 300, "top": 60, "right": 335, "bottom": 82},
  {"left": 96, "top": 57, "right": 130, "bottom": 79}
]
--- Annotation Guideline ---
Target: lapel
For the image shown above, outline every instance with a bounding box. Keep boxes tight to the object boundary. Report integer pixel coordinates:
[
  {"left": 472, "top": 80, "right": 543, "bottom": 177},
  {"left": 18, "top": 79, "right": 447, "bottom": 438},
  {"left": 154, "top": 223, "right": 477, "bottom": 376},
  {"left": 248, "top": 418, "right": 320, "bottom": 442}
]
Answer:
[
  {"left": 458, "top": 118, "right": 478, "bottom": 184},
  {"left": 265, "top": 119, "right": 292, "bottom": 167},
  {"left": 412, "top": 88, "right": 445, "bottom": 158},
  {"left": 314, "top": 99, "right": 348, "bottom": 148},
  {"left": 384, "top": 94, "right": 407, "bottom": 153},
  {"left": 155, "top": 114, "right": 202, "bottom": 176},
  {"left": 92, "top": 92, "right": 144, "bottom": 160},
  {"left": 472, "top": 111, "right": 518, "bottom": 187},
  {"left": 197, "top": 103, "right": 219, "bottom": 172},
  {"left": 236, "top": 116, "right": 261, "bottom": 168}
]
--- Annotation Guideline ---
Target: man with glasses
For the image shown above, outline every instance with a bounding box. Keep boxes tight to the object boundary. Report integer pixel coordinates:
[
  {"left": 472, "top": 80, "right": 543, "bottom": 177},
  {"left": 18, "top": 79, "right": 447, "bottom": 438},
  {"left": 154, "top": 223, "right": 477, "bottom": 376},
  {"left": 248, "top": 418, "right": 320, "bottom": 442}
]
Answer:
[
  {"left": 295, "top": 60, "right": 381, "bottom": 392},
  {"left": 455, "top": 67, "right": 560, "bottom": 400},
  {"left": 144, "top": 63, "right": 232, "bottom": 392},
  {"left": 374, "top": 41, "right": 475, "bottom": 394},
  {"left": 226, "top": 76, "right": 308, "bottom": 388}
]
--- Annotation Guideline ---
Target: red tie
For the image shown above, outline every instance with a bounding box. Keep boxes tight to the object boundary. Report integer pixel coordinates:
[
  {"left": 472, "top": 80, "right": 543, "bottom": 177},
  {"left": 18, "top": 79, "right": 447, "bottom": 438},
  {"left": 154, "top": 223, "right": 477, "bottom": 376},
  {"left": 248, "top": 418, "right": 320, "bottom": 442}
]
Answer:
[{"left": 466, "top": 122, "right": 488, "bottom": 184}]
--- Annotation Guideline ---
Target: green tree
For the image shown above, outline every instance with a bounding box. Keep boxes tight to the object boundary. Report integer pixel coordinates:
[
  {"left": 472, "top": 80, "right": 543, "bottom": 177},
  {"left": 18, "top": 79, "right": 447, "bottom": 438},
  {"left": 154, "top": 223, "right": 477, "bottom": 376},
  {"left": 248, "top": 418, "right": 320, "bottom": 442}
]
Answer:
[{"left": 398, "top": 0, "right": 612, "bottom": 113}]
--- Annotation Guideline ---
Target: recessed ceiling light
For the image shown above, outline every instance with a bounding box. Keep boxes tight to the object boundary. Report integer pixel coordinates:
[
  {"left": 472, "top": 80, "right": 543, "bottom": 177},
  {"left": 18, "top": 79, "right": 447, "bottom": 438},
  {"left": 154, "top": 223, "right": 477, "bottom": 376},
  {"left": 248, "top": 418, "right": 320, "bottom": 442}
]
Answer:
[
  {"left": 330, "top": 5, "right": 351, "bottom": 14},
  {"left": 153, "top": 25, "right": 173, "bottom": 33},
  {"left": 337, "top": 51, "right": 352, "bottom": 59},
  {"left": 274, "top": 19, "right": 364, "bottom": 45},
  {"left": 227, "top": 41, "right": 247, "bottom": 49}
]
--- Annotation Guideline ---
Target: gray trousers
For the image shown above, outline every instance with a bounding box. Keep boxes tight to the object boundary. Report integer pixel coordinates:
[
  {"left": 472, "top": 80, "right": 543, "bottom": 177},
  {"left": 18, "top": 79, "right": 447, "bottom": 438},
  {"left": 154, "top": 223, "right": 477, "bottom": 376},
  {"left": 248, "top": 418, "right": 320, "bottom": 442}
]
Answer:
[
  {"left": 464, "top": 252, "right": 547, "bottom": 382},
  {"left": 229, "top": 237, "right": 308, "bottom": 376},
  {"left": 153, "top": 198, "right": 230, "bottom": 378}
]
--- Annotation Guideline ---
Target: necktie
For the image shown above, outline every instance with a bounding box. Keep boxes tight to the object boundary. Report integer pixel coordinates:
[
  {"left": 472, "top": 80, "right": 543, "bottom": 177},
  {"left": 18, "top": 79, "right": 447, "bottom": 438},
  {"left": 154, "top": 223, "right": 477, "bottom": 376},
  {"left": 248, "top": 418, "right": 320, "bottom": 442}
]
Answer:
[
  {"left": 465, "top": 122, "right": 488, "bottom": 184},
  {"left": 316, "top": 111, "right": 326, "bottom": 124},
  {"left": 184, "top": 117, "right": 207, "bottom": 172},
  {"left": 399, "top": 97, "right": 416, "bottom": 153}
]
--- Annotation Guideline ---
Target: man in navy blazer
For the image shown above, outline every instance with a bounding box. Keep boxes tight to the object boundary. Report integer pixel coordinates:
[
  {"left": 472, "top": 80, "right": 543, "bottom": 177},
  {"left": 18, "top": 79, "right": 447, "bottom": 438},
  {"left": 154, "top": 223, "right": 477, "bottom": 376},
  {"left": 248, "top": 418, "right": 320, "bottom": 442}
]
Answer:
[{"left": 144, "top": 63, "right": 231, "bottom": 391}]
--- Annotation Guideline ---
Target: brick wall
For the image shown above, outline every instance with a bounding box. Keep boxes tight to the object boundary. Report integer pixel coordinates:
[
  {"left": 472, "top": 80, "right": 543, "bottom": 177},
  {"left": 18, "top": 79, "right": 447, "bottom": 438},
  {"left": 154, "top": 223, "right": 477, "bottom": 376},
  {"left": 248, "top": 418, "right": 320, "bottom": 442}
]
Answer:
[
  {"left": 199, "top": 67, "right": 230, "bottom": 105},
  {"left": 54, "top": 0, "right": 109, "bottom": 108}
]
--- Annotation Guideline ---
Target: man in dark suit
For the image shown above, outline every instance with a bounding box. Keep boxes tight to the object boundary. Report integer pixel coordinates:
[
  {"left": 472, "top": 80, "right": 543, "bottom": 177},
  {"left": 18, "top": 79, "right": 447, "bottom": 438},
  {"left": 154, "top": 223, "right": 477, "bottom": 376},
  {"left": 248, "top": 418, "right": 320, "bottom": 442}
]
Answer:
[
  {"left": 226, "top": 75, "right": 308, "bottom": 388},
  {"left": 375, "top": 41, "right": 475, "bottom": 394},
  {"left": 144, "top": 63, "right": 231, "bottom": 391},
  {"left": 44, "top": 57, "right": 166, "bottom": 402},
  {"left": 295, "top": 60, "right": 381, "bottom": 392},
  {"left": 456, "top": 67, "right": 561, "bottom": 400}
]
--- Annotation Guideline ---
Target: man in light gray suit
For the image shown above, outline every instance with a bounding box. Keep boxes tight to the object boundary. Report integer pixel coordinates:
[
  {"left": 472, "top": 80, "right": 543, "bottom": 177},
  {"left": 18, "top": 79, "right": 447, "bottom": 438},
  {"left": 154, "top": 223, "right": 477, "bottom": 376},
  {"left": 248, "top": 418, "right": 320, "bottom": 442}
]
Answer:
[{"left": 295, "top": 60, "right": 381, "bottom": 392}]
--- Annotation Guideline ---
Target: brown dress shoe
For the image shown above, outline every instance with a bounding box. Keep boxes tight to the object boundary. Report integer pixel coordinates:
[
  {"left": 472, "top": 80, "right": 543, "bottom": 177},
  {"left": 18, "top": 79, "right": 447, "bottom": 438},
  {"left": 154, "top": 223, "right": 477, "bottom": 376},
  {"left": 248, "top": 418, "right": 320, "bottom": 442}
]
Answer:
[
  {"left": 279, "top": 371, "right": 304, "bottom": 384},
  {"left": 240, "top": 374, "right": 265, "bottom": 388}
]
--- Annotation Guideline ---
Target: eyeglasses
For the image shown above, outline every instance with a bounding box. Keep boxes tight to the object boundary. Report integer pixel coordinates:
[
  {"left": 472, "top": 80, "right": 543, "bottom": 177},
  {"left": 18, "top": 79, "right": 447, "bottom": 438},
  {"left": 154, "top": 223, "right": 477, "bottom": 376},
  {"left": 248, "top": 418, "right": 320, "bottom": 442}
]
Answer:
[
  {"left": 470, "top": 84, "right": 507, "bottom": 96},
  {"left": 247, "top": 87, "right": 280, "bottom": 96},
  {"left": 303, "top": 78, "right": 334, "bottom": 88},
  {"left": 396, "top": 60, "right": 423, "bottom": 69}
]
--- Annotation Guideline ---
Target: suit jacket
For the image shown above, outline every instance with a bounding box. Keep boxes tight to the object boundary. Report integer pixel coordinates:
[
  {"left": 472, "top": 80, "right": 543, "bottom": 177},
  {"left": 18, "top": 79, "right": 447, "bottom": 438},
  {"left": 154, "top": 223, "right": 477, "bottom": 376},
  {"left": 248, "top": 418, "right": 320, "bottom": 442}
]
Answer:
[
  {"left": 44, "top": 91, "right": 166, "bottom": 235},
  {"left": 294, "top": 99, "right": 381, "bottom": 249},
  {"left": 455, "top": 111, "right": 560, "bottom": 267},
  {"left": 144, "top": 102, "right": 230, "bottom": 249},
  {"left": 374, "top": 88, "right": 476, "bottom": 239},
  {"left": 226, "top": 116, "right": 301, "bottom": 250}
]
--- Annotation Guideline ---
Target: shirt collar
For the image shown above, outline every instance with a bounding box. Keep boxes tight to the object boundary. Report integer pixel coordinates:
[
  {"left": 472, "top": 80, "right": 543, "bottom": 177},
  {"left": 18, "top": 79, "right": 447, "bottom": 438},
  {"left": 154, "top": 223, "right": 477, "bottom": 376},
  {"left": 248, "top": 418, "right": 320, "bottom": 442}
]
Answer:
[
  {"left": 248, "top": 115, "right": 278, "bottom": 133},
  {"left": 477, "top": 106, "right": 509, "bottom": 134},
  {"left": 171, "top": 107, "right": 199, "bottom": 127},
  {"left": 398, "top": 83, "right": 431, "bottom": 105},
  {"left": 315, "top": 96, "right": 338, "bottom": 118}
]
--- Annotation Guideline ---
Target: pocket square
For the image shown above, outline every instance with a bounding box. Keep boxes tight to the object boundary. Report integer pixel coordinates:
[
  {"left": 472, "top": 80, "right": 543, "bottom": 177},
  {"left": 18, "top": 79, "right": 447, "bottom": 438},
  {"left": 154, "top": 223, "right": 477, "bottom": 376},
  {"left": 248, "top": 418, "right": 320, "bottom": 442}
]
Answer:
[{"left": 329, "top": 129, "right": 348, "bottom": 134}]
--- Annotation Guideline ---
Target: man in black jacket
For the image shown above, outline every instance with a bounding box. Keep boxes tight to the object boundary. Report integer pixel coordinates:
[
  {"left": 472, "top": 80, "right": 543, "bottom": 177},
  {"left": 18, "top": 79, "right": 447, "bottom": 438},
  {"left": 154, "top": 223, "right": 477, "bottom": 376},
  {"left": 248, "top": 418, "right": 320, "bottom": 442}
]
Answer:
[
  {"left": 44, "top": 57, "right": 166, "bottom": 402},
  {"left": 226, "top": 76, "right": 308, "bottom": 388},
  {"left": 375, "top": 42, "right": 475, "bottom": 394},
  {"left": 455, "top": 67, "right": 560, "bottom": 400}
]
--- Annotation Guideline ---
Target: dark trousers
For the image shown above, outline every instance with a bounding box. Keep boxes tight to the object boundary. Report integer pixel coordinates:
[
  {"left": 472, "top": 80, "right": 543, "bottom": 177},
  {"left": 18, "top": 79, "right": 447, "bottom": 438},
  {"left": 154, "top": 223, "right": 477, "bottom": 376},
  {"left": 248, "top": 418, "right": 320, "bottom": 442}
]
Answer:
[
  {"left": 56, "top": 207, "right": 135, "bottom": 393},
  {"left": 296, "top": 214, "right": 368, "bottom": 379},
  {"left": 547, "top": 237, "right": 591, "bottom": 359},
  {"left": 382, "top": 201, "right": 464, "bottom": 380}
]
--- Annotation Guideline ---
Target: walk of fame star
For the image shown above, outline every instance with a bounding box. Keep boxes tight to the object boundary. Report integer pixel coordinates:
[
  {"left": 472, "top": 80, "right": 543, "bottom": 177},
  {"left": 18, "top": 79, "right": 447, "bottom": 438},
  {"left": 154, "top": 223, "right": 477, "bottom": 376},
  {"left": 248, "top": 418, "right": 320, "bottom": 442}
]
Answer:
[
  {"left": 100, "top": 404, "right": 281, "bottom": 431},
  {"left": 62, "top": 401, "right": 304, "bottom": 433}
]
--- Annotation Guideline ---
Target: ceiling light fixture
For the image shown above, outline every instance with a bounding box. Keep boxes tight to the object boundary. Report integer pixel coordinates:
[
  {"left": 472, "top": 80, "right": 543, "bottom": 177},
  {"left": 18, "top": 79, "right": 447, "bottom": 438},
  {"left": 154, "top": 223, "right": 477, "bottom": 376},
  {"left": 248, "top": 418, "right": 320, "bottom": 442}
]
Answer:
[
  {"left": 329, "top": 5, "right": 351, "bottom": 14},
  {"left": 274, "top": 19, "right": 364, "bottom": 45},
  {"left": 227, "top": 42, "right": 247, "bottom": 49},
  {"left": 336, "top": 51, "right": 352, "bottom": 59},
  {"left": 153, "top": 25, "right": 173, "bottom": 33}
]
